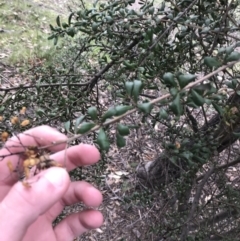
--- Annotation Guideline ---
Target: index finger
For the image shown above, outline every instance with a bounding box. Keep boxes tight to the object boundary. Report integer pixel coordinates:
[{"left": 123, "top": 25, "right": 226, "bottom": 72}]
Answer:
[{"left": 0, "top": 126, "right": 67, "bottom": 184}]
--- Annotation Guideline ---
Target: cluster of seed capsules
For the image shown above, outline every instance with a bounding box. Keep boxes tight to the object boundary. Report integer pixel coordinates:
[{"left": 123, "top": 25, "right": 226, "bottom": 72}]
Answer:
[{"left": 0, "top": 107, "right": 62, "bottom": 187}]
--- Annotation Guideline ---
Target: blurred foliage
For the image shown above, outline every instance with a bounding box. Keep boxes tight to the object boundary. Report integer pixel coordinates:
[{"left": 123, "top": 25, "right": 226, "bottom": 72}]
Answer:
[{"left": 1, "top": 0, "right": 240, "bottom": 239}]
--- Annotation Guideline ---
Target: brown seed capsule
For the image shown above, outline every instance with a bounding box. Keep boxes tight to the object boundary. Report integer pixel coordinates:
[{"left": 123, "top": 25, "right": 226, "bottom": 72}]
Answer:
[
  {"left": 11, "top": 116, "right": 19, "bottom": 124},
  {"left": 20, "top": 119, "right": 30, "bottom": 127},
  {"left": 0, "top": 116, "right": 3, "bottom": 121},
  {"left": 20, "top": 107, "right": 27, "bottom": 115},
  {"left": 1, "top": 132, "right": 9, "bottom": 142},
  {"left": 175, "top": 141, "right": 181, "bottom": 149},
  {"left": 7, "top": 161, "right": 14, "bottom": 172}
]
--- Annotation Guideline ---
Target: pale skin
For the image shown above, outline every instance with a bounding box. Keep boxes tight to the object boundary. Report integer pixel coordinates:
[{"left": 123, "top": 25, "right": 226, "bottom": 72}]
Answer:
[{"left": 0, "top": 126, "right": 103, "bottom": 241}]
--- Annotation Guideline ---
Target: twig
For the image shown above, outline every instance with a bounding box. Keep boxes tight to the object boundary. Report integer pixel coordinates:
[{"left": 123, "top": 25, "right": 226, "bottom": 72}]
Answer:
[
  {"left": 0, "top": 81, "right": 91, "bottom": 91},
  {"left": 196, "top": 156, "right": 240, "bottom": 182},
  {"left": 39, "top": 60, "right": 239, "bottom": 150}
]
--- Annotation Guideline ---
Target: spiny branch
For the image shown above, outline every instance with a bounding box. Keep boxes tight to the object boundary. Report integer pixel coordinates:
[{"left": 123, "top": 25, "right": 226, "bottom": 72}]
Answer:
[{"left": 40, "top": 60, "right": 239, "bottom": 149}]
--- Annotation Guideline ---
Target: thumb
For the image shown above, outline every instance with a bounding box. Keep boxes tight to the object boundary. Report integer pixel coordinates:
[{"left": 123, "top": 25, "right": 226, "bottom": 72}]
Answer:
[{"left": 0, "top": 167, "right": 70, "bottom": 241}]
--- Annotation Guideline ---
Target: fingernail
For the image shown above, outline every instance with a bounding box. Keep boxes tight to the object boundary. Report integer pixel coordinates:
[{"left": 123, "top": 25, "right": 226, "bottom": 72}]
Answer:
[{"left": 43, "top": 168, "right": 67, "bottom": 187}]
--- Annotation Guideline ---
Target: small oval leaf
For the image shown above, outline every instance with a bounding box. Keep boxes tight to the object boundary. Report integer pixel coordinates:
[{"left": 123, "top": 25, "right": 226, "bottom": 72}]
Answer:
[
  {"left": 204, "top": 57, "right": 221, "bottom": 67},
  {"left": 159, "top": 109, "right": 168, "bottom": 119},
  {"left": 115, "top": 105, "right": 132, "bottom": 116},
  {"left": 116, "top": 133, "right": 126, "bottom": 148},
  {"left": 64, "top": 120, "right": 71, "bottom": 132},
  {"left": 117, "top": 124, "right": 130, "bottom": 136},
  {"left": 97, "top": 128, "right": 110, "bottom": 151},
  {"left": 170, "top": 93, "right": 183, "bottom": 116},
  {"left": 191, "top": 89, "right": 205, "bottom": 106},
  {"left": 163, "top": 72, "right": 176, "bottom": 87},
  {"left": 56, "top": 16, "right": 61, "bottom": 27},
  {"left": 87, "top": 106, "right": 98, "bottom": 120},
  {"left": 77, "top": 122, "right": 95, "bottom": 134},
  {"left": 137, "top": 102, "right": 153, "bottom": 114},
  {"left": 102, "top": 107, "right": 116, "bottom": 122},
  {"left": 177, "top": 74, "right": 196, "bottom": 89},
  {"left": 125, "top": 81, "right": 134, "bottom": 97},
  {"left": 74, "top": 115, "right": 86, "bottom": 133},
  {"left": 132, "top": 80, "right": 143, "bottom": 102},
  {"left": 226, "top": 51, "right": 240, "bottom": 62}
]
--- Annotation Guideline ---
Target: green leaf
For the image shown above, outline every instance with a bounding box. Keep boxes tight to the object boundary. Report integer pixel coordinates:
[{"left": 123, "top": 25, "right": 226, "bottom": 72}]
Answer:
[
  {"left": 56, "top": 16, "right": 61, "bottom": 27},
  {"left": 106, "top": 16, "right": 114, "bottom": 24},
  {"left": 170, "top": 87, "right": 178, "bottom": 97},
  {"left": 125, "top": 81, "right": 134, "bottom": 97},
  {"left": 186, "top": 100, "right": 199, "bottom": 108},
  {"left": 54, "top": 36, "right": 58, "bottom": 45},
  {"left": 212, "top": 102, "right": 223, "bottom": 115},
  {"left": 226, "top": 81, "right": 234, "bottom": 89},
  {"left": 49, "top": 24, "right": 55, "bottom": 31},
  {"left": 123, "top": 60, "right": 137, "bottom": 69},
  {"left": 190, "top": 89, "right": 205, "bottom": 106},
  {"left": 64, "top": 120, "right": 71, "bottom": 132},
  {"left": 97, "top": 128, "right": 110, "bottom": 151},
  {"left": 192, "top": 83, "right": 216, "bottom": 95},
  {"left": 117, "top": 124, "right": 130, "bottom": 136},
  {"left": 62, "top": 23, "right": 69, "bottom": 28},
  {"left": 137, "top": 102, "right": 153, "bottom": 114},
  {"left": 48, "top": 34, "right": 55, "bottom": 40},
  {"left": 170, "top": 94, "right": 183, "bottom": 116},
  {"left": 74, "top": 115, "right": 85, "bottom": 133},
  {"left": 36, "top": 108, "right": 45, "bottom": 117},
  {"left": 132, "top": 80, "right": 143, "bottom": 102},
  {"left": 226, "top": 51, "right": 240, "bottom": 61},
  {"left": 163, "top": 72, "right": 176, "bottom": 87},
  {"left": 148, "top": 6, "right": 155, "bottom": 14},
  {"left": 92, "top": 22, "right": 101, "bottom": 31},
  {"left": 87, "top": 106, "right": 97, "bottom": 120},
  {"left": 204, "top": 57, "right": 221, "bottom": 67},
  {"left": 226, "top": 46, "right": 234, "bottom": 55},
  {"left": 116, "top": 133, "right": 126, "bottom": 148},
  {"left": 115, "top": 105, "right": 132, "bottom": 116},
  {"left": 102, "top": 106, "right": 116, "bottom": 122},
  {"left": 159, "top": 109, "right": 168, "bottom": 119},
  {"left": 77, "top": 122, "right": 95, "bottom": 134},
  {"left": 66, "top": 28, "right": 75, "bottom": 37},
  {"left": 180, "top": 151, "right": 193, "bottom": 161},
  {"left": 177, "top": 74, "right": 196, "bottom": 89},
  {"left": 68, "top": 12, "right": 74, "bottom": 25}
]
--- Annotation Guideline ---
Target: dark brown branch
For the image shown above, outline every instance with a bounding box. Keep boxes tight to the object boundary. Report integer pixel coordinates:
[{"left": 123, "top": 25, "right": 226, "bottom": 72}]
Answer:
[{"left": 0, "top": 82, "right": 91, "bottom": 91}]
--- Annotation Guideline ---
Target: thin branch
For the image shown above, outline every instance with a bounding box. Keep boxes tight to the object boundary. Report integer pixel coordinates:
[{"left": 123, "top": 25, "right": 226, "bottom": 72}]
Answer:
[
  {"left": 0, "top": 81, "right": 91, "bottom": 91},
  {"left": 196, "top": 156, "right": 240, "bottom": 182},
  {"left": 39, "top": 60, "right": 239, "bottom": 150},
  {"left": 86, "top": 36, "right": 143, "bottom": 91}
]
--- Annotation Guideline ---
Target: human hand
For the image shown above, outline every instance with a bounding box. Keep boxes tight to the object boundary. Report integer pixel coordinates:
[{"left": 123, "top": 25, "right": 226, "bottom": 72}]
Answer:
[{"left": 0, "top": 126, "right": 103, "bottom": 241}]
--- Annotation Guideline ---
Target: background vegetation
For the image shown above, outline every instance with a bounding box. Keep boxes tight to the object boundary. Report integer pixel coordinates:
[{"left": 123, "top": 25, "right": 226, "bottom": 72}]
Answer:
[{"left": 1, "top": 0, "right": 240, "bottom": 240}]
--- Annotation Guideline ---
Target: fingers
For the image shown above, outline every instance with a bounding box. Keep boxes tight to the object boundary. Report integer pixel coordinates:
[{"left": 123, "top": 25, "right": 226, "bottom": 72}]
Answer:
[
  {"left": 51, "top": 144, "right": 101, "bottom": 171},
  {"left": 0, "top": 126, "right": 67, "bottom": 183},
  {"left": 4, "top": 125, "right": 67, "bottom": 154},
  {"left": 53, "top": 181, "right": 103, "bottom": 240},
  {"left": 54, "top": 210, "right": 103, "bottom": 241},
  {"left": 0, "top": 168, "right": 70, "bottom": 241},
  {"left": 62, "top": 181, "right": 103, "bottom": 207}
]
